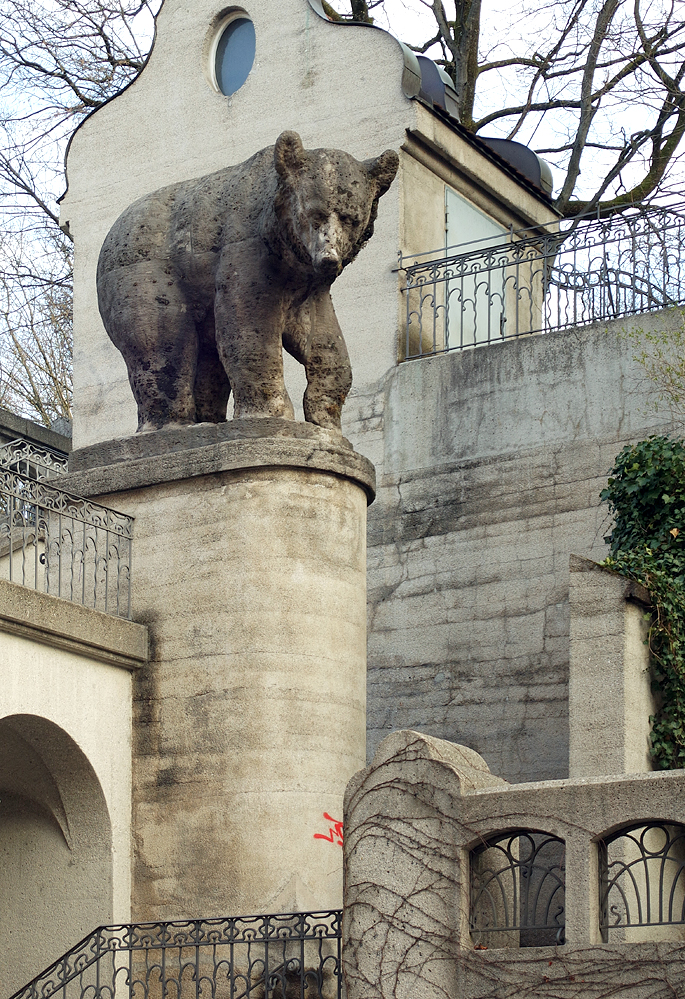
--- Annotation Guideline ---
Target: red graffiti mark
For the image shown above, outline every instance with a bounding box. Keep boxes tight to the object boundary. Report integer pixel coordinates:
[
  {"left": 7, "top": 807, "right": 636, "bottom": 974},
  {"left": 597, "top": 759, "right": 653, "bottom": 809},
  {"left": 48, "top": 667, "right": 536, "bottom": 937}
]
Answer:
[{"left": 314, "top": 812, "right": 343, "bottom": 847}]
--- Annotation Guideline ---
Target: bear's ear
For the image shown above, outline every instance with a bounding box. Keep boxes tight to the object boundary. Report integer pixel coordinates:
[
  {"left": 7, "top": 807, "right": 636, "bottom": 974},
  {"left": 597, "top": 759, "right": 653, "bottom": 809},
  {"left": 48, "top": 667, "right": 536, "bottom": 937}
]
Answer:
[
  {"left": 365, "top": 149, "right": 400, "bottom": 196},
  {"left": 275, "top": 131, "right": 307, "bottom": 178}
]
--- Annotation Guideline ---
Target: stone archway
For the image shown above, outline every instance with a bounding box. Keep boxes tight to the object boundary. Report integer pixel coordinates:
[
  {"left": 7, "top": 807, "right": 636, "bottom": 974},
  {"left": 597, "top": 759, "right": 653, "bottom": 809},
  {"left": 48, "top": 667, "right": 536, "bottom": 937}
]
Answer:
[{"left": 0, "top": 714, "right": 113, "bottom": 996}]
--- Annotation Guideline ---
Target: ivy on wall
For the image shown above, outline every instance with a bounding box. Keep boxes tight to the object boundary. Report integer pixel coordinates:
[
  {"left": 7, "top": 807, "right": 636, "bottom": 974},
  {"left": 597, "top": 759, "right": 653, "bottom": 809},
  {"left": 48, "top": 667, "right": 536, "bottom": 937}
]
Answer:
[{"left": 601, "top": 435, "right": 685, "bottom": 769}]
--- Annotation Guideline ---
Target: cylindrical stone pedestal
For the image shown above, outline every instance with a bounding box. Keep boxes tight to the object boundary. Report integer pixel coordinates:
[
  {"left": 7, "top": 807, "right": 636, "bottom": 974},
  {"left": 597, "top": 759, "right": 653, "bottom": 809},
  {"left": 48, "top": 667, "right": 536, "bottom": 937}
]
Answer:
[{"left": 65, "top": 419, "right": 375, "bottom": 920}]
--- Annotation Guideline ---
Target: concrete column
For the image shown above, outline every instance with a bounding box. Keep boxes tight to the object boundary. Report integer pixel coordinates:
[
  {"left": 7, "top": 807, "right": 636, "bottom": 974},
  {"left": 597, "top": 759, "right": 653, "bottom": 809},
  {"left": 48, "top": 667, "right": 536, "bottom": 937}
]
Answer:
[
  {"left": 568, "top": 554, "right": 654, "bottom": 779},
  {"left": 64, "top": 419, "right": 374, "bottom": 920}
]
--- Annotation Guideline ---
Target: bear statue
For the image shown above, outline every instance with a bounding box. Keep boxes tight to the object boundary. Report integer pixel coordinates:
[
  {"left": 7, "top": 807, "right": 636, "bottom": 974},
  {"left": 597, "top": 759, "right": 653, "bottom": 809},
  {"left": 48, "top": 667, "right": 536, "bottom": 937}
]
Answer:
[{"left": 97, "top": 131, "right": 399, "bottom": 433}]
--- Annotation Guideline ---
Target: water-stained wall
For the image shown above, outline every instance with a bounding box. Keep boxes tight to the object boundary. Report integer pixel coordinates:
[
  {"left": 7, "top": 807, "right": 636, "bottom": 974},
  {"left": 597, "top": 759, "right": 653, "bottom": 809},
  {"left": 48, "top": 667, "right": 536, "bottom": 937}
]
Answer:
[{"left": 356, "top": 308, "right": 680, "bottom": 782}]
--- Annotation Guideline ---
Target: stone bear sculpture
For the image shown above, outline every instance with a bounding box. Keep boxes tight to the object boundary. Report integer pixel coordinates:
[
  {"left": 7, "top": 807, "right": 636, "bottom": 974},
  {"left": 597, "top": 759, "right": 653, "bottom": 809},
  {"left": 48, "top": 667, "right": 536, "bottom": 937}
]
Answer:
[{"left": 97, "top": 131, "right": 399, "bottom": 432}]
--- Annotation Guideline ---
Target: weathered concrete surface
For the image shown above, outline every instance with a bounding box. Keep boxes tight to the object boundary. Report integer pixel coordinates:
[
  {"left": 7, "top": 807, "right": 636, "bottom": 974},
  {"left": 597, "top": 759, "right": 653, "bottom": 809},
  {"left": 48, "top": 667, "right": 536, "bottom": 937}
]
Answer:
[
  {"left": 65, "top": 417, "right": 375, "bottom": 502},
  {"left": 569, "top": 555, "right": 654, "bottom": 777},
  {"left": 97, "top": 131, "right": 398, "bottom": 432},
  {"left": 0, "top": 405, "right": 71, "bottom": 452},
  {"left": 0, "top": 587, "right": 146, "bottom": 991},
  {"left": 71, "top": 427, "right": 369, "bottom": 919},
  {"left": 343, "top": 730, "right": 685, "bottom": 999},
  {"left": 0, "top": 577, "right": 147, "bottom": 669},
  {"left": 358, "top": 309, "right": 682, "bottom": 783}
]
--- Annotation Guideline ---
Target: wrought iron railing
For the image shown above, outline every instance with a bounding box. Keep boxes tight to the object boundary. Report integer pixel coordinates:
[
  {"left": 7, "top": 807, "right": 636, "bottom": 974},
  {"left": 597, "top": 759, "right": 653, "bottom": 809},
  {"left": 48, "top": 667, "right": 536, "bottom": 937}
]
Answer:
[
  {"left": 599, "top": 822, "right": 685, "bottom": 940},
  {"left": 0, "top": 467, "right": 132, "bottom": 618},
  {"left": 0, "top": 438, "right": 69, "bottom": 480},
  {"left": 400, "top": 202, "right": 685, "bottom": 358},
  {"left": 10, "top": 912, "right": 343, "bottom": 999},
  {"left": 470, "top": 830, "right": 566, "bottom": 947}
]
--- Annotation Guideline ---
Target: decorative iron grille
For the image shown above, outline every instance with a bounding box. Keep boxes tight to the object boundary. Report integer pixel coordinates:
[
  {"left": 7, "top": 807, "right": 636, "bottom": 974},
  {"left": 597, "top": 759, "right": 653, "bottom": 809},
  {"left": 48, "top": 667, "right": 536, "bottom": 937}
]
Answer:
[
  {"left": 10, "top": 912, "right": 343, "bottom": 999},
  {"left": 399, "top": 202, "right": 685, "bottom": 358},
  {"left": 470, "top": 831, "right": 566, "bottom": 947},
  {"left": 0, "top": 438, "right": 69, "bottom": 480},
  {"left": 0, "top": 467, "right": 132, "bottom": 618},
  {"left": 599, "top": 822, "right": 685, "bottom": 940}
]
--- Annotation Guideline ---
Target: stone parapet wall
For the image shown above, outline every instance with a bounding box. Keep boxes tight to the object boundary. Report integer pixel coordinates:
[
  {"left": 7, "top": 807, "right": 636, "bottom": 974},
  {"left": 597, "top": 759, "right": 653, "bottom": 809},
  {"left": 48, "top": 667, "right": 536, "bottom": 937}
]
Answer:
[{"left": 343, "top": 729, "right": 685, "bottom": 999}]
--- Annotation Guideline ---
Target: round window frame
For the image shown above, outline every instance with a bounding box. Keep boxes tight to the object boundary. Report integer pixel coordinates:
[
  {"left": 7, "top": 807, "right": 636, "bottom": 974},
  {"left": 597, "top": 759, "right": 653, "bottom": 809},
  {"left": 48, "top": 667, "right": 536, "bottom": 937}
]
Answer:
[{"left": 206, "top": 9, "right": 255, "bottom": 96}]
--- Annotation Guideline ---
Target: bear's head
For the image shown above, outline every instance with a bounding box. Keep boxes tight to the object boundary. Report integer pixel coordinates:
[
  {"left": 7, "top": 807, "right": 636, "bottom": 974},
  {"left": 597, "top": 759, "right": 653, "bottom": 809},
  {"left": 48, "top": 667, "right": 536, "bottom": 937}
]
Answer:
[{"left": 273, "top": 131, "right": 398, "bottom": 282}]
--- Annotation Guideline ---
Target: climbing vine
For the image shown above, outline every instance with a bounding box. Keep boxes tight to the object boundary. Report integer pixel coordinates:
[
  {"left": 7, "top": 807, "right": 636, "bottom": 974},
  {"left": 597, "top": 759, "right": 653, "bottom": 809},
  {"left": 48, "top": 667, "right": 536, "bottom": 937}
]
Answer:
[{"left": 601, "top": 435, "right": 685, "bottom": 769}]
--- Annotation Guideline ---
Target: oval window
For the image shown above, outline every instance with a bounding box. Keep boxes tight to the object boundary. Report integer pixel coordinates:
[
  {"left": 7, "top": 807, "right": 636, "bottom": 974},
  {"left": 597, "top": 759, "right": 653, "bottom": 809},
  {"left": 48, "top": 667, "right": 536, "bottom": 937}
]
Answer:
[{"left": 214, "top": 17, "right": 255, "bottom": 96}]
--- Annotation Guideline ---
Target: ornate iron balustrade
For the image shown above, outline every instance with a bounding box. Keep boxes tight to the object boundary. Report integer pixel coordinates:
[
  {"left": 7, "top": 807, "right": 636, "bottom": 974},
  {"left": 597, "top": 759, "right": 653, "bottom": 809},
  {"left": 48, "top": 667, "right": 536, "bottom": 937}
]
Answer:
[
  {"left": 10, "top": 912, "right": 343, "bottom": 999},
  {"left": 470, "top": 831, "right": 566, "bottom": 947},
  {"left": 0, "top": 467, "right": 132, "bottom": 619},
  {"left": 599, "top": 822, "right": 685, "bottom": 940},
  {"left": 399, "top": 202, "right": 685, "bottom": 358},
  {"left": 0, "top": 439, "right": 69, "bottom": 480}
]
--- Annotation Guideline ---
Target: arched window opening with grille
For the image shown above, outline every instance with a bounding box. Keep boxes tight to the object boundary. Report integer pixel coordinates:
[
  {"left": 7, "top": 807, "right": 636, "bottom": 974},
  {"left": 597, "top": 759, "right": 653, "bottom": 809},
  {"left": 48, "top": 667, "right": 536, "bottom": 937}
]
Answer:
[
  {"left": 599, "top": 822, "right": 685, "bottom": 942},
  {"left": 470, "top": 830, "right": 566, "bottom": 948}
]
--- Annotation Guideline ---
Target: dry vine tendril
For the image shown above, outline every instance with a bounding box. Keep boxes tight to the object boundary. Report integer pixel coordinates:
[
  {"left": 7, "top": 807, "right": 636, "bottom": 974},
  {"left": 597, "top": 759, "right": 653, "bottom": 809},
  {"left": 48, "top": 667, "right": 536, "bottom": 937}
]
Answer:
[{"left": 601, "top": 435, "right": 685, "bottom": 769}]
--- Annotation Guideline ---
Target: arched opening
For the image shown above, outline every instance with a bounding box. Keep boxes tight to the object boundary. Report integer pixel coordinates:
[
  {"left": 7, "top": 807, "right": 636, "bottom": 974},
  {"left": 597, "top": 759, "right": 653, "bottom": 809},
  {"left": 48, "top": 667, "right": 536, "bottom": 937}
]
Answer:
[
  {"left": 470, "top": 829, "right": 566, "bottom": 948},
  {"left": 0, "top": 714, "right": 113, "bottom": 996},
  {"left": 599, "top": 821, "right": 685, "bottom": 943}
]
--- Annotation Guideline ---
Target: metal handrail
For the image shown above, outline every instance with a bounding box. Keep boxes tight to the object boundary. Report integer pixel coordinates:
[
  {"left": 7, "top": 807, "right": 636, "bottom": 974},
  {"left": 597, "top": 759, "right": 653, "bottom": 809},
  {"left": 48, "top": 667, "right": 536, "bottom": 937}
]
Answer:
[
  {"left": 399, "top": 201, "right": 685, "bottom": 358},
  {"left": 0, "top": 439, "right": 69, "bottom": 480},
  {"left": 0, "top": 466, "right": 132, "bottom": 619},
  {"left": 10, "top": 911, "right": 343, "bottom": 999}
]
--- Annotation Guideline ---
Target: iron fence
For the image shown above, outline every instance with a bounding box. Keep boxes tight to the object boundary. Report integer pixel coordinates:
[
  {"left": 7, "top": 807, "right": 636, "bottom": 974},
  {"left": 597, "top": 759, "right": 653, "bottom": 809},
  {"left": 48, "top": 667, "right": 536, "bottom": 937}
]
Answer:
[
  {"left": 400, "top": 202, "right": 685, "bottom": 358},
  {"left": 599, "top": 822, "right": 685, "bottom": 940},
  {"left": 470, "top": 830, "right": 566, "bottom": 947},
  {"left": 0, "top": 438, "right": 69, "bottom": 480},
  {"left": 0, "top": 466, "right": 132, "bottom": 618},
  {"left": 10, "top": 912, "right": 343, "bottom": 999}
]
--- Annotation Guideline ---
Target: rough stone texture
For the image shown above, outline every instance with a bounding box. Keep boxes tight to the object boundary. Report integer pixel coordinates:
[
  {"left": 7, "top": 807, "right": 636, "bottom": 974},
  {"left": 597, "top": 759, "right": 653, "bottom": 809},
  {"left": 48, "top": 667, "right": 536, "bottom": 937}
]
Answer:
[
  {"left": 97, "top": 131, "right": 398, "bottom": 432},
  {"left": 73, "top": 427, "right": 370, "bottom": 919},
  {"left": 0, "top": 596, "right": 144, "bottom": 990},
  {"left": 359, "top": 308, "right": 682, "bottom": 783},
  {"left": 343, "top": 729, "right": 685, "bottom": 999},
  {"left": 569, "top": 555, "right": 654, "bottom": 778},
  {"left": 64, "top": 417, "right": 375, "bottom": 502}
]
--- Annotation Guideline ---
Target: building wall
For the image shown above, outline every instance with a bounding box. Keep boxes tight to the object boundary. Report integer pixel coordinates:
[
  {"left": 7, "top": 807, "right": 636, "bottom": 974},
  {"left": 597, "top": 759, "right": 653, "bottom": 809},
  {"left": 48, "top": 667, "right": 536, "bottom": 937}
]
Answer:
[
  {"left": 356, "top": 308, "right": 680, "bottom": 782},
  {"left": 0, "top": 581, "right": 147, "bottom": 992}
]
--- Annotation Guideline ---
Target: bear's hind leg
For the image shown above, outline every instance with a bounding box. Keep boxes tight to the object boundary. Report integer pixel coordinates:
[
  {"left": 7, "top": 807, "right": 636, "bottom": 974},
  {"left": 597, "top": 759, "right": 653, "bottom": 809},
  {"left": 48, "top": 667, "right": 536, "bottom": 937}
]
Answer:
[{"left": 99, "top": 265, "right": 201, "bottom": 432}]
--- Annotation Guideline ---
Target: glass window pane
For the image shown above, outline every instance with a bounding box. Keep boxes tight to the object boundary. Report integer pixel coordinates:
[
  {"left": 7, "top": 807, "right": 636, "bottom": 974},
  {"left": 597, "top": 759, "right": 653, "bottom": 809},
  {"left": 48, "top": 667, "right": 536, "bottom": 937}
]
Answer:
[{"left": 215, "top": 18, "right": 256, "bottom": 96}]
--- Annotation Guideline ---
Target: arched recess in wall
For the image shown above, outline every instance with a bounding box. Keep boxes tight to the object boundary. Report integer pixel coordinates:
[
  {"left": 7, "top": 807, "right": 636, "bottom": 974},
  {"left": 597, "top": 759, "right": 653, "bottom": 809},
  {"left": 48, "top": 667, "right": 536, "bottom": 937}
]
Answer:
[{"left": 0, "top": 714, "right": 113, "bottom": 997}]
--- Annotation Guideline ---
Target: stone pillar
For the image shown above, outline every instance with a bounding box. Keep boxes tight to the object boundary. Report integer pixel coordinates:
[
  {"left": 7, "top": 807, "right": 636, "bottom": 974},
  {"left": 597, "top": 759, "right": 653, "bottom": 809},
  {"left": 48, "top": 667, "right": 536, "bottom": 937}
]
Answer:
[
  {"left": 568, "top": 554, "right": 654, "bottom": 778},
  {"left": 64, "top": 419, "right": 374, "bottom": 920}
]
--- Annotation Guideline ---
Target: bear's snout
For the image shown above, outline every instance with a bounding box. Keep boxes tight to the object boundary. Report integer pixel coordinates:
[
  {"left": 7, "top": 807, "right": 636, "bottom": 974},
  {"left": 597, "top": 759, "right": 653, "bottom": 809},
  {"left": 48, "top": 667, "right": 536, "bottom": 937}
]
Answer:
[{"left": 310, "top": 214, "right": 345, "bottom": 279}]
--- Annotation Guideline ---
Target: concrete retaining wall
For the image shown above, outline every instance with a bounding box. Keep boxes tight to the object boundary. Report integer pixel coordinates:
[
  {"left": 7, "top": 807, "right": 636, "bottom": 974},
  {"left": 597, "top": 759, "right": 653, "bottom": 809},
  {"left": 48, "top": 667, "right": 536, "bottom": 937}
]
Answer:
[{"left": 352, "top": 308, "right": 682, "bottom": 781}]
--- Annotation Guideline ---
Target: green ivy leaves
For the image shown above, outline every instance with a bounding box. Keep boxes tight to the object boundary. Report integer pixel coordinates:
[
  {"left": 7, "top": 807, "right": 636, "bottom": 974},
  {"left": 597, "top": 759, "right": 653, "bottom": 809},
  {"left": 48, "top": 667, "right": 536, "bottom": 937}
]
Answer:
[{"left": 601, "top": 436, "right": 685, "bottom": 769}]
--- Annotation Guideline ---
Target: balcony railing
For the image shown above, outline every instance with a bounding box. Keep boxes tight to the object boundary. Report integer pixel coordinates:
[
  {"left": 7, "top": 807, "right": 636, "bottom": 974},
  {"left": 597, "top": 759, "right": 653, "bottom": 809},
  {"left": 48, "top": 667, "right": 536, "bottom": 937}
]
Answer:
[
  {"left": 0, "top": 438, "right": 69, "bottom": 480},
  {"left": 399, "top": 202, "right": 685, "bottom": 358},
  {"left": 0, "top": 463, "right": 132, "bottom": 619},
  {"left": 10, "top": 912, "right": 343, "bottom": 999}
]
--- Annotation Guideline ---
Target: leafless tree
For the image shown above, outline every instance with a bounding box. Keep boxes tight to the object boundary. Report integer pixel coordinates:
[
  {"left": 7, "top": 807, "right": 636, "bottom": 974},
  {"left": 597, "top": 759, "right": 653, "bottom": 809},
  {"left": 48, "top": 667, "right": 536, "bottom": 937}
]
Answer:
[
  {"left": 0, "top": 229, "right": 73, "bottom": 425},
  {"left": 327, "top": 0, "right": 685, "bottom": 218},
  {"left": 0, "top": 0, "right": 158, "bottom": 425}
]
